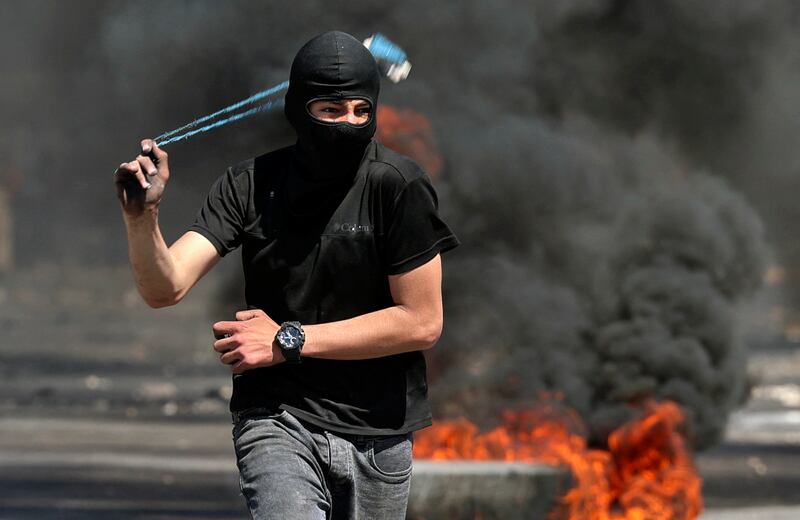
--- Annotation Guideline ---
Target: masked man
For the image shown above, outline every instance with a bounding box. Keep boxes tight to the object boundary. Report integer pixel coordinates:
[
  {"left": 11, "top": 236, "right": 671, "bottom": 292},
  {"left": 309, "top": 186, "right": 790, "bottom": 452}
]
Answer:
[{"left": 114, "top": 31, "right": 458, "bottom": 519}]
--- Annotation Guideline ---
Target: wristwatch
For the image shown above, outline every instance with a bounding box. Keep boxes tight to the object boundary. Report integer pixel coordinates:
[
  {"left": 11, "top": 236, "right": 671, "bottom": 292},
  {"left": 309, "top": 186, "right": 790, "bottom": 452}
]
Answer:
[{"left": 275, "top": 321, "right": 305, "bottom": 364}]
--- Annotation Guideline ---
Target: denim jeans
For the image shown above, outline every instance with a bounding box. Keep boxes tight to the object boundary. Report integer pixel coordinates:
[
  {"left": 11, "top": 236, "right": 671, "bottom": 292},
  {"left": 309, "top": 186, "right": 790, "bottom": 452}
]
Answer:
[{"left": 232, "top": 408, "right": 413, "bottom": 520}]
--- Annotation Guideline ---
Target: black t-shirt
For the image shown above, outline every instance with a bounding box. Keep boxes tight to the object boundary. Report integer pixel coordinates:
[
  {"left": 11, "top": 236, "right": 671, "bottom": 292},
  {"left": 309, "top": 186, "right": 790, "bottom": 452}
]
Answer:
[{"left": 189, "top": 140, "right": 459, "bottom": 435}]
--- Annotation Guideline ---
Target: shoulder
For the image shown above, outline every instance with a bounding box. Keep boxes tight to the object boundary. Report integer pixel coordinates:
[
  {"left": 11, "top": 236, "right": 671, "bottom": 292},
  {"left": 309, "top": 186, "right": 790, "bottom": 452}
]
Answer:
[
  {"left": 228, "top": 145, "right": 293, "bottom": 178},
  {"left": 253, "top": 145, "right": 294, "bottom": 173},
  {"left": 225, "top": 158, "right": 254, "bottom": 190},
  {"left": 222, "top": 145, "right": 293, "bottom": 191},
  {"left": 367, "top": 142, "right": 431, "bottom": 196}
]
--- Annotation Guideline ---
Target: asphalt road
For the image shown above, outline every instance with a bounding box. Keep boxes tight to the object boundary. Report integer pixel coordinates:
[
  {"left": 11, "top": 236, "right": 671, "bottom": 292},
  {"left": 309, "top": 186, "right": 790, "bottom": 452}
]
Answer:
[{"left": 2, "top": 414, "right": 799, "bottom": 519}]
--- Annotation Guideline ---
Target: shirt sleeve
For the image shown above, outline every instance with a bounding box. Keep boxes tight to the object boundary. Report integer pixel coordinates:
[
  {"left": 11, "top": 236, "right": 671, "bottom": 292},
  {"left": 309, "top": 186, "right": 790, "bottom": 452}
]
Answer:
[
  {"left": 187, "top": 167, "right": 247, "bottom": 257},
  {"left": 384, "top": 176, "right": 460, "bottom": 275}
]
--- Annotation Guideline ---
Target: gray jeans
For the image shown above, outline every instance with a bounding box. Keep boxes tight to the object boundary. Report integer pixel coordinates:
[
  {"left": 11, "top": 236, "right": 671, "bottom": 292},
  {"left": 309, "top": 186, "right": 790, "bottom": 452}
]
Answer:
[{"left": 232, "top": 408, "right": 413, "bottom": 520}]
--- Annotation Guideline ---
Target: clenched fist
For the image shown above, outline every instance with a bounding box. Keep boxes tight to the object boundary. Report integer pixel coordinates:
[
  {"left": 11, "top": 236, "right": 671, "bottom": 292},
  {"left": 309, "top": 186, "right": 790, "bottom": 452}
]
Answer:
[{"left": 114, "top": 139, "right": 170, "bottom": 217}]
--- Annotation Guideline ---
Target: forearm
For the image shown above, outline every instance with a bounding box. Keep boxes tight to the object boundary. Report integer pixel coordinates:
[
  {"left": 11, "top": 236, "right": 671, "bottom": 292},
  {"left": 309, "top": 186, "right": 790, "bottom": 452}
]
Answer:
[
  {"left": 213, "top": 256, "right": 445, "bottom": 371},
  {"left": 302, "top": 304, "right": 442, "bottom": 361},
  {"left": 124, "top": 208, "right": 186, "bottom": 307}
]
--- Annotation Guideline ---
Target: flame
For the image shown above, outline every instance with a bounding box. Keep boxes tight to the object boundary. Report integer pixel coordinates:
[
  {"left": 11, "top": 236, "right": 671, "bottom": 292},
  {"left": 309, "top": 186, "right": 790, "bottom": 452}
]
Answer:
[
  {"left": 376, "top": 105, "right": 444, "bottom": 178},
  {"left": 414, "top": 399, "right": 703, "bottom": 519}
]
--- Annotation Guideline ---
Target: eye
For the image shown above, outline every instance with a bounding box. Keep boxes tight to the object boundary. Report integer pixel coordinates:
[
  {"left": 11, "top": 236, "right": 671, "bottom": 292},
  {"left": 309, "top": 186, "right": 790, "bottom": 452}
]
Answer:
[{"left": 309, "top": 101, "right": 346, "bottom": 117}]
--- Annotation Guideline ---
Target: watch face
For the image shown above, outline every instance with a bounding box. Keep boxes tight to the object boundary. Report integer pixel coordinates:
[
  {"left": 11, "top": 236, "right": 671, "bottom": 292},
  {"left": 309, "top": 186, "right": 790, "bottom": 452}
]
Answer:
[{"left": 278, "top": 325, "right": 303, "bottom": 350}]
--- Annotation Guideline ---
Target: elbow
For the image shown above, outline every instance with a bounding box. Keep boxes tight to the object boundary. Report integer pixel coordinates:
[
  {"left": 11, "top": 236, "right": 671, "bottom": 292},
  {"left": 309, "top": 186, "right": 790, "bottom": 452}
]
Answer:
[
  {"left": 144, "top": 297, "right": 177, "bottom": 309},
  {"left": 143, "top": 295, "right": 178, "bottom": 309},
  {"left": 415, "top": 316, "right": 443, "bottom": 351},
  {"left": 140, "top": 288, "right": 185, "bottom": 309}
]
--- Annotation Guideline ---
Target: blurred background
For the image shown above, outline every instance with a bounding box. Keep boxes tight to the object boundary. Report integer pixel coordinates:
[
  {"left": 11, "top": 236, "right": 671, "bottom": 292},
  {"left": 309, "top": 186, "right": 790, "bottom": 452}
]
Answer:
[{"left": 1, "top": 0, "right": 799, "bottom": 518}]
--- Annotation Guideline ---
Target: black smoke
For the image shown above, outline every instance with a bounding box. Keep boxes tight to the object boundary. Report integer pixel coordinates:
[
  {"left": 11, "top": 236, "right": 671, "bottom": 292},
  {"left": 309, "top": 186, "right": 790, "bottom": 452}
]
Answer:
[
  {"left": 437, "top": 120, "right": 766, "bottom": 448},
  {"left": 5, "top": 0, "right": 793, "bottom": 448}
]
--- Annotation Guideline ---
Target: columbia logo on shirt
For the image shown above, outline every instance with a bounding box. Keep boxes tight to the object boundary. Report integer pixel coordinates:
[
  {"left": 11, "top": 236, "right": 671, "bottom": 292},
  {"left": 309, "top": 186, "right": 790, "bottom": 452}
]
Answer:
[{"left": 332, "top": 223, "right": 375, "bottom": 234}]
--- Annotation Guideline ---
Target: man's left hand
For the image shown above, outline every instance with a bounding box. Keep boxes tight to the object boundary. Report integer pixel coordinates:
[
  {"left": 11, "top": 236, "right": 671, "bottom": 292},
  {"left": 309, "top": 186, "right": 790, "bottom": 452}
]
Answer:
[{"left": 212, "top": 309, "right": 284, "bottom": 374}]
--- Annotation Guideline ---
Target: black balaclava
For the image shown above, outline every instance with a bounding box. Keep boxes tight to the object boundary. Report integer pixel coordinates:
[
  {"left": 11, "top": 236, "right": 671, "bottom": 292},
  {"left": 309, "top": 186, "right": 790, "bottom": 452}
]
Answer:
[{"left": 284, "top": 31, "right": 381, "bottom": 182}]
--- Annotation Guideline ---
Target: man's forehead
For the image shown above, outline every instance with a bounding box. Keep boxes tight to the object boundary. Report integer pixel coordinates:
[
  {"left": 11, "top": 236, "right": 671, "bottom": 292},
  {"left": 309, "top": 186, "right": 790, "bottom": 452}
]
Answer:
[{"left": 317, "top": 99, "right": 371, "bottom": 105}]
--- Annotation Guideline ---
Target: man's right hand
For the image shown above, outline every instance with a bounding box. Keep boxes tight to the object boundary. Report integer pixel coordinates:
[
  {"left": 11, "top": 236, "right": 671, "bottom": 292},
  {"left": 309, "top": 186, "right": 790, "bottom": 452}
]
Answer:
[{"left": 114, "top": 139, "right": 170, "bottom": 218}]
